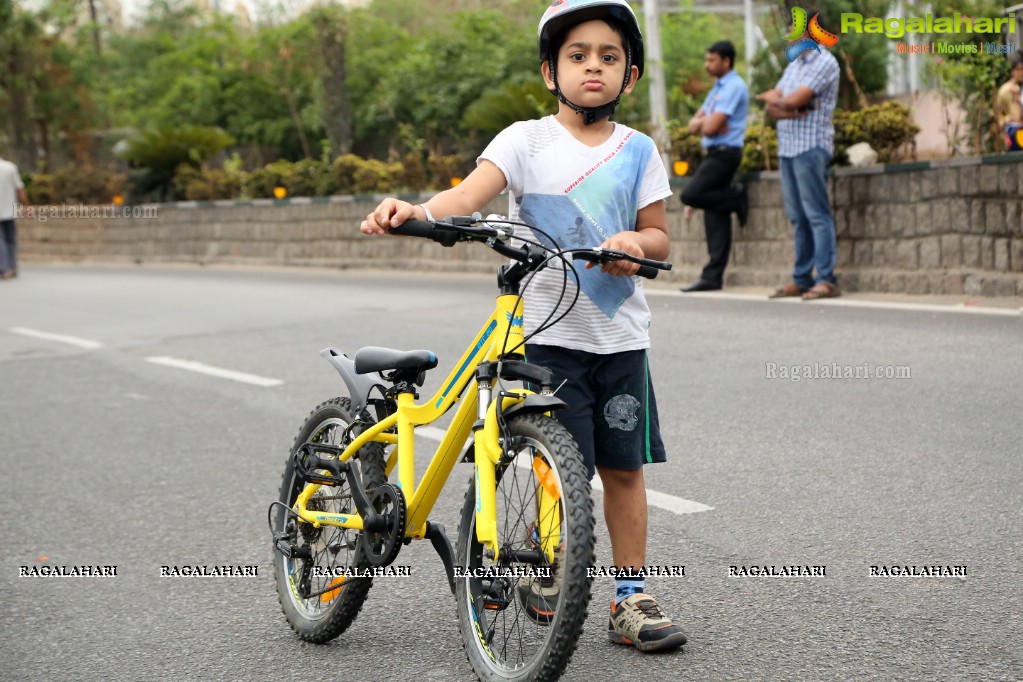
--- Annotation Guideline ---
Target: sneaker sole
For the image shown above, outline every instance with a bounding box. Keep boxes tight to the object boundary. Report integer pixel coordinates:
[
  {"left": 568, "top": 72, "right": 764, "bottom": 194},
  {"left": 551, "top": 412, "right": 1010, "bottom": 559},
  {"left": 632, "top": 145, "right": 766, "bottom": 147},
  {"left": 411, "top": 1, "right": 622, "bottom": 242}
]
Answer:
[
  {"left": 516, "top": 584, "right": 557, "bottom": 625},
  {"left": 608, "top": 630, "right": 687, "bottom": 652},
  {"left": 523, "top": 607, "right": 555, "bottom": 625}
]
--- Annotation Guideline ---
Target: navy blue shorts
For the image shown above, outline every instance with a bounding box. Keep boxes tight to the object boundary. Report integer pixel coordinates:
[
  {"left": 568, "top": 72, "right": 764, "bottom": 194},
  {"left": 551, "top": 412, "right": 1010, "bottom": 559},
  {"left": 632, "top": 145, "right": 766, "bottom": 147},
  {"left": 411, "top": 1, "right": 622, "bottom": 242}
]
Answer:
[{"left": 525, "top": 344, "right": 667, "bottom": 480}]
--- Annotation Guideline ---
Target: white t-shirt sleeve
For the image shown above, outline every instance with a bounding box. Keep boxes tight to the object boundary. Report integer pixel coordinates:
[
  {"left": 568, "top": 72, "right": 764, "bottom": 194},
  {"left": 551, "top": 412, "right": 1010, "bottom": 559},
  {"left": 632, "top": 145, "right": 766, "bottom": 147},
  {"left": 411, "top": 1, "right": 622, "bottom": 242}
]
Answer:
[
  {"left": 637, "top": 143, "right": 672, "bottom": 211},
  {"left": 478, "top": 123, "right": 525, "bottom": 197}
]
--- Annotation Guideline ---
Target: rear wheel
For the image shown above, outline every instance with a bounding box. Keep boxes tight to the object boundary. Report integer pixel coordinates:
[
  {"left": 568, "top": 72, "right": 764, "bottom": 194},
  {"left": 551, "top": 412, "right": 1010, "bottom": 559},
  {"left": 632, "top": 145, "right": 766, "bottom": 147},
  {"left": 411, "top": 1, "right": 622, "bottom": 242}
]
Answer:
[
  {"left": 272, "top": 397, "right": 387, "bottom": 642},
  {"left": 455, "top": 413, "right": 595, "bottom": 682}
]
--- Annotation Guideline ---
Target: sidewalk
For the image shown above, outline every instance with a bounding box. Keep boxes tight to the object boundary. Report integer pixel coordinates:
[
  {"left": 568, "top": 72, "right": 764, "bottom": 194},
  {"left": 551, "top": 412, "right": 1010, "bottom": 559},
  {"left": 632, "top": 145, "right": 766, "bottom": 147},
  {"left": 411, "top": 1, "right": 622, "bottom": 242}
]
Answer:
[{"left": 645, "top": 282, "right": 1023, "bottom": 314}]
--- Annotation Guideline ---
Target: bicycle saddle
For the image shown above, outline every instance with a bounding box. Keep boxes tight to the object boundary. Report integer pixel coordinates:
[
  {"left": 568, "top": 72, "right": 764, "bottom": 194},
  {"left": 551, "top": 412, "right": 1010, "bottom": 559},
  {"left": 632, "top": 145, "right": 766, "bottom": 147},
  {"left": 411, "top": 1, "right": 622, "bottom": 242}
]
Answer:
[{"left": 353, "top": 346, "right": 438, "bottom": 375}]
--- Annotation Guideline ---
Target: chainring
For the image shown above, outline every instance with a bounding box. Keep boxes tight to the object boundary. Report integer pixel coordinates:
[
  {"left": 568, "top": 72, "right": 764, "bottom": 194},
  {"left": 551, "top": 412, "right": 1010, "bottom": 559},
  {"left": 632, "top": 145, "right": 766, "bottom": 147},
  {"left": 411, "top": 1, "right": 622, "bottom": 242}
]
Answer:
[{"left": 359, "top": 482, "right": 407, "bottom": 568}]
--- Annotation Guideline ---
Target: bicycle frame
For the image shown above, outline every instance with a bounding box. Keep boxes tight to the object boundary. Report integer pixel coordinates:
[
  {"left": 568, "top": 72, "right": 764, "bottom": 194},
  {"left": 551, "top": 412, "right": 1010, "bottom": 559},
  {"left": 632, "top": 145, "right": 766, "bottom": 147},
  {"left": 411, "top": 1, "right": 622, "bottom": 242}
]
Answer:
[{"left": 292, "top": 290, "right": 531, "bottom": 561}]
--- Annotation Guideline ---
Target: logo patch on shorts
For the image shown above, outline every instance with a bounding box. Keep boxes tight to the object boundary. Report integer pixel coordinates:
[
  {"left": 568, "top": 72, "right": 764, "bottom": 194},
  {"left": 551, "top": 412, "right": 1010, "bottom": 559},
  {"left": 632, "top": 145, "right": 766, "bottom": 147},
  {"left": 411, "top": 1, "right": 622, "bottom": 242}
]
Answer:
[{"left": 603, "top": 394, "right": 641, "bottom": 432}]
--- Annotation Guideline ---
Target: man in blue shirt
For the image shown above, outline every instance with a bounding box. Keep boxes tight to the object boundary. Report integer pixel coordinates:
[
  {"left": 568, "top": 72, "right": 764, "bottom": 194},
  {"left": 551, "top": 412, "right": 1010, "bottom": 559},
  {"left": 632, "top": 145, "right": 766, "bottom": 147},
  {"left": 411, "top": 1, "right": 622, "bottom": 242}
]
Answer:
[
  {"left": 680, "top": 40, "right": 749, "bottom": 292},
  {"left": 758, "top": 22, "right": 841, "bottom": 300}
]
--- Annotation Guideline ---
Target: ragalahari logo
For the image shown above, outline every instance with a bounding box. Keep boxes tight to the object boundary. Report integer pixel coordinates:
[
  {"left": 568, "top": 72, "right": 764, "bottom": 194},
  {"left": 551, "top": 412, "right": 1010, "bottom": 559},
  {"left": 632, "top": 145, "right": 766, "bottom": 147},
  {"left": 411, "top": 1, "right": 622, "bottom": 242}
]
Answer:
[{"left": 784, "top": 7, "right": 839, "bottom": 61}]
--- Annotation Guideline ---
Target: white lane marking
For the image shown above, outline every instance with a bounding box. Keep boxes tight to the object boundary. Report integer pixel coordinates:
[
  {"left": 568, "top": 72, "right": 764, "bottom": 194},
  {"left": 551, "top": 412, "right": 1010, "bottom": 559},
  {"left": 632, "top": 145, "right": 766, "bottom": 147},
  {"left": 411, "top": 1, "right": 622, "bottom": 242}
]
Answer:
[
  {"left": 10, "top": 327, "right": 105, "bottom": 349},
  {"left": 416, "top": 426, "right": 712, "bottom": 515},
  {"left": 145, "top": 356, "right": 284, "bottom": 387},
  {"left": 647, "top": 289, "right": 1022, "bottom": 317}
]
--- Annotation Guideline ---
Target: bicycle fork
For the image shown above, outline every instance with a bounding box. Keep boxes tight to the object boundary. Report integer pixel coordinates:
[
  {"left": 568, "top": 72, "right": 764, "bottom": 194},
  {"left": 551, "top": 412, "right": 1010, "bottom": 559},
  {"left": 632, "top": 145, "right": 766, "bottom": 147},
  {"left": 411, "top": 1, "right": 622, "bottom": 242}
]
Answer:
[{"left": 471, "top": 363, "right": 566, "bottom": 565}]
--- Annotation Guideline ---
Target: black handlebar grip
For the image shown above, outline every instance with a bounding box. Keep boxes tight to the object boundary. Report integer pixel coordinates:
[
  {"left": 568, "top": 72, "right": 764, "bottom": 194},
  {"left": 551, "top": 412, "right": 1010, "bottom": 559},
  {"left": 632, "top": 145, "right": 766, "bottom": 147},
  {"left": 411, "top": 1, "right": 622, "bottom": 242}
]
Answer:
[
  {"left": 631, "top": 255, "right": 672, "bottom": 271},
  {"left": 390, "top": 220, "right": 436, "bottom": 238},
  {"left": 571, "top": 251, "right": 663, "bottom": 278}
]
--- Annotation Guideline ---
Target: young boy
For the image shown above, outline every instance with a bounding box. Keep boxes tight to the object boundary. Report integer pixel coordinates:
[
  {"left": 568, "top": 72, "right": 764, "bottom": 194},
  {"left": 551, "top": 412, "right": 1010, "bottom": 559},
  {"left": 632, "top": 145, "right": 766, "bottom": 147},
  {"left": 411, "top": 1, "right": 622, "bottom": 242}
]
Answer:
[{"left": 361, "top": 0, "right": 686, "bottom": 653}]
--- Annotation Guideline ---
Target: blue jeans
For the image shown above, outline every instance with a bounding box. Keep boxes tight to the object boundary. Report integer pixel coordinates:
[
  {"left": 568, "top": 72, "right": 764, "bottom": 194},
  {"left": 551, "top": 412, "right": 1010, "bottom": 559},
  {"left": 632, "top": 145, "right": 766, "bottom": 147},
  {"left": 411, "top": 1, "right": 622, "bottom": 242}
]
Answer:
[
  {"left": 779, "top": 148, "right": 836, "bottom": 288},
  {"left": 0, "top": 220, "right": 16, "bottom": 273}
]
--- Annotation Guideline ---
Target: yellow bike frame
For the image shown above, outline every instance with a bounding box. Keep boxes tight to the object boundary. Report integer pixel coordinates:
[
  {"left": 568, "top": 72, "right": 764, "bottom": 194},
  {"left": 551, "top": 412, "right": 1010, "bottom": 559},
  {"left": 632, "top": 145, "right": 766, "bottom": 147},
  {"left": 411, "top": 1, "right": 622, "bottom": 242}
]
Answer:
[{"left": 292, "top": 291, "right": 532, "bottom": 561}]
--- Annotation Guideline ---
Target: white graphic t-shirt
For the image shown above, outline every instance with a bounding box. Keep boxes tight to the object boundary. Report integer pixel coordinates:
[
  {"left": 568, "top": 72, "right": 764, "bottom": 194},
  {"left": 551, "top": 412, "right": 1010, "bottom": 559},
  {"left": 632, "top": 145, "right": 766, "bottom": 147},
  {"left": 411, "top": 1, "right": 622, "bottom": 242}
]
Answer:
[{"left": 479, "top": 116, "right": 672, "bottom": 354}]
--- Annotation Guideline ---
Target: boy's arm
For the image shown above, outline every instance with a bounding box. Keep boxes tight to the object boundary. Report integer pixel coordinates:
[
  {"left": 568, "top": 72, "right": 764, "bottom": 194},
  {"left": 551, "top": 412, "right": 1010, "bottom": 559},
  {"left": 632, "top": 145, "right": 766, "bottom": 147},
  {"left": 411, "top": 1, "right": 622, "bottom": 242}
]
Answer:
[
  {"left": 361, "top": 160, "right": 507, "bottom": 235},
  {"left": 594, "top": 200, "right": 669, "bottom": 277}
]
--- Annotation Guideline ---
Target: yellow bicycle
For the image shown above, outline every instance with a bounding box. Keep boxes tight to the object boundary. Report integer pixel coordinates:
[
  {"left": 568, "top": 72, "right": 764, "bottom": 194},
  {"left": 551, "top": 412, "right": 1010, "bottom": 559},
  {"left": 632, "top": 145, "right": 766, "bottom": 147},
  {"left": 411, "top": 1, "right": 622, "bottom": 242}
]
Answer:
[{"left": 268, "top": 216, "right": 670, "bottom": 681}]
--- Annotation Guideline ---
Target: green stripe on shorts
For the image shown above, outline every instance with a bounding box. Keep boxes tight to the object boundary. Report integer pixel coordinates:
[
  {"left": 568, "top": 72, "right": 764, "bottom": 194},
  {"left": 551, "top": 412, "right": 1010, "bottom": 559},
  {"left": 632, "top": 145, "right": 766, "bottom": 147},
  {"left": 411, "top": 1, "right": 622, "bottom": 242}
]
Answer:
[{"left": 644, "top": 352, "right": 652, "bottom": 463}]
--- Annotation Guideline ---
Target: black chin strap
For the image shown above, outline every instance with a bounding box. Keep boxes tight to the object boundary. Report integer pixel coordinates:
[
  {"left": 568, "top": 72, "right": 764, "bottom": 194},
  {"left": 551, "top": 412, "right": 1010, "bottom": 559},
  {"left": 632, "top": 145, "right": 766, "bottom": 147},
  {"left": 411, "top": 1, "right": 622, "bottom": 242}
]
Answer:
[{"left": 548, "top": 49, "right": 633, "bottom": 126}]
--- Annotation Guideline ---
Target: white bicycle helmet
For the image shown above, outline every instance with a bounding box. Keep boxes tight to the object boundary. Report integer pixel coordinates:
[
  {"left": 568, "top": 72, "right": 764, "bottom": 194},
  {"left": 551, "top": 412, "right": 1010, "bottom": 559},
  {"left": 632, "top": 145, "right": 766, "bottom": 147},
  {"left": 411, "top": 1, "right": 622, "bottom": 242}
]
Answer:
[{"left": 537, "top": 0, "right": 645, "bottom": 124}]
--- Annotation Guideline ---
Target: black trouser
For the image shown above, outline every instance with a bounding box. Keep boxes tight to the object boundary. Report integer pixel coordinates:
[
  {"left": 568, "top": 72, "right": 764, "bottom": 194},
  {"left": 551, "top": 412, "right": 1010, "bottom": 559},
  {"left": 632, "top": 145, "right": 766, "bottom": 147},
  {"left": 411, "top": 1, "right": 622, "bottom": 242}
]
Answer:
[{"left": 679, "top": 147, "right": 742, "bottom": 286}]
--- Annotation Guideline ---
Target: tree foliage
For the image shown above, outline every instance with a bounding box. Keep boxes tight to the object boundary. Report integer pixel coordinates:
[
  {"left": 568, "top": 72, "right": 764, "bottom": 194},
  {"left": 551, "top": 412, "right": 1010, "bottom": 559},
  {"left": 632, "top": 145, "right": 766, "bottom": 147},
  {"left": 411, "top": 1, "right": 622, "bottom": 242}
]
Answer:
[
  {"left": 118, "top": 124, "right": 235, "bottom": 200},
  {"left": 0, "top": 0, "right": 729, "bottom": 175},
  {"left": 751, "top": 0, "right": 890, "bottom": 107},
  {"left": 17, "top": 0, "right": 1018, "bottom": 195},
  {"left": 920, "top": 0, "right": 1016, "bottom": 154}
]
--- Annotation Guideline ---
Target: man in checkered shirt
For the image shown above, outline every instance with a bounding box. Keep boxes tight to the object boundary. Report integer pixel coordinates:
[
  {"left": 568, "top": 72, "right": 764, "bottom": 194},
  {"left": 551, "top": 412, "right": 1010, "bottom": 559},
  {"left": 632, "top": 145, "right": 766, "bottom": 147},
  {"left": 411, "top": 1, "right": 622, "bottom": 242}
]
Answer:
[{"left": 757, "top": 26, "right": 840, "bottom": 300}]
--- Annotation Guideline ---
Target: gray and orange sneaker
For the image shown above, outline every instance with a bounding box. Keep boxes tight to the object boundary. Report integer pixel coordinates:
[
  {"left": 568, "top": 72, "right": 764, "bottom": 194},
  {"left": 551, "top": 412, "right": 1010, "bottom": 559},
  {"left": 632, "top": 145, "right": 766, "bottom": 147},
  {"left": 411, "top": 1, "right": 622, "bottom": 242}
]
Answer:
[
  {"left": 516, "top": 523, "right": 562, "bottom": 625},
  {"left": 608, "top": 594, "right": 687, "bottom": 652}
]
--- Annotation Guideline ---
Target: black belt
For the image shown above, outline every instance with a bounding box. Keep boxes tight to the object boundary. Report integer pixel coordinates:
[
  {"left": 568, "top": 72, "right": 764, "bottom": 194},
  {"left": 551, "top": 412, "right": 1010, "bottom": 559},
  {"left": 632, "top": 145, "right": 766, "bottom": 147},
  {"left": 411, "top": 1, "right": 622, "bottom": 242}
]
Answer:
[{"left": 705, "top": 145, "right": 742, "bottom": 153}]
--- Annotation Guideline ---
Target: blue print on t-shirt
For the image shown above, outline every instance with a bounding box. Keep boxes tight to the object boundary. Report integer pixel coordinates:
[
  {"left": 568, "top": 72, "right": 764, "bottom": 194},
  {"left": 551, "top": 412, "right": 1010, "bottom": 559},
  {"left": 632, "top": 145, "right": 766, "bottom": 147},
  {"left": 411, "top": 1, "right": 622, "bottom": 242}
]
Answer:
[
  {"left": 516, "top": 132, "right": 651, "bottom": 319},
  {"left": 519, "top": 194, "right": 634, "bottom": 320}
]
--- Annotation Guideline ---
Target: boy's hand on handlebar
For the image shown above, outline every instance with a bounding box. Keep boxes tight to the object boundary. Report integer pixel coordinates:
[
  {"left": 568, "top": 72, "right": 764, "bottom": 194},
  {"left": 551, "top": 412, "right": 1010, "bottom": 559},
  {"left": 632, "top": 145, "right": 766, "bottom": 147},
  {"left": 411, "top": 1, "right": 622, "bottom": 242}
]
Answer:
[
  {"left": 592, "top": 233, "right": 643, "bottom": 276},
  {"left": 361, "top": 199, "right": 417, "bottom": 235}
]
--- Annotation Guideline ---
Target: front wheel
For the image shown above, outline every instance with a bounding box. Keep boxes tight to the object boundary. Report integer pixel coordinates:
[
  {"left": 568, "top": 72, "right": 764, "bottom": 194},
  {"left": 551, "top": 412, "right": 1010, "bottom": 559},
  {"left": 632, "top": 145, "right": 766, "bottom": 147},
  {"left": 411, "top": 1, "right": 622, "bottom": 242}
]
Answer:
[{"left": 455, "top": 413, "right": 595, "bottom": 682}]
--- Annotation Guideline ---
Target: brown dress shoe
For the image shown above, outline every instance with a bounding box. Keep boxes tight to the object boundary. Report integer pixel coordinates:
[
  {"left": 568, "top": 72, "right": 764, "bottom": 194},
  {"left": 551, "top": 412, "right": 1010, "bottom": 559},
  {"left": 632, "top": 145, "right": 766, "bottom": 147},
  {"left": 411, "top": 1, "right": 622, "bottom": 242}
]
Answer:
[
  {"left": 768, "top": 283, "right": 807, "bottom": 298},
  {"left": 801, "top": 282, "right": 841, "bottom": 300}
]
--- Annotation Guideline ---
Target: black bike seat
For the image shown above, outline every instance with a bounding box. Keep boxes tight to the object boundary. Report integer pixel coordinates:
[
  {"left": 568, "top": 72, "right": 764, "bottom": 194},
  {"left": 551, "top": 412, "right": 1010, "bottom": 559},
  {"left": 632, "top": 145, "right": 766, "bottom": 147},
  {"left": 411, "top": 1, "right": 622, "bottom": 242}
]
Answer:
[{"left": 353, "top": 346, "right": 438, "bottom": 375}]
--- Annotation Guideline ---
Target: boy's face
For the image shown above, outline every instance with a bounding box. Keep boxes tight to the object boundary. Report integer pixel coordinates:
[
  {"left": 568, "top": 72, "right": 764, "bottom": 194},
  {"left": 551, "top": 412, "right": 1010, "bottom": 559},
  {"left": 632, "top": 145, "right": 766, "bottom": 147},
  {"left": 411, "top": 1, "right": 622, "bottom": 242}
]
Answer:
[{"left": 542, "top": 19, "right": 639, "bottom": 108}]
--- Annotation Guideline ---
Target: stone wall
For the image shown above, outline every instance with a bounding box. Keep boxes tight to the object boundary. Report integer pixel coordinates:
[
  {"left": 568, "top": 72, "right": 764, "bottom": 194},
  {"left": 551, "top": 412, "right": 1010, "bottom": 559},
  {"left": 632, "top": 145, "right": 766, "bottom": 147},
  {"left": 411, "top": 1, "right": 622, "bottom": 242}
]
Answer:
[
  {"left": 18, "top": 154, "right": 1023, "bottom": 297},
  {"left": 676, "top": 155, "right": 1023, "bottom": 296}
]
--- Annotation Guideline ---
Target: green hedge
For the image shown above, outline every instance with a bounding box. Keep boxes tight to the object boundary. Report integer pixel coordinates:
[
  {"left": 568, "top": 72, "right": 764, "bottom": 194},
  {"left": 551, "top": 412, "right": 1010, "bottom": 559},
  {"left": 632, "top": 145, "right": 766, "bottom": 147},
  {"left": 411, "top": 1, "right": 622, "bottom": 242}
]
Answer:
[
  {"left": 24, "top": 167, "right": 127, "bottom": 204},
  {"left": 25, "top": 152, "right": 470, "bottom": 204},
  {"left": 833, "top": 101, "right": 920, "bottom": 164},
  {"left": 669, "top": 101, "right": 919, "bottom": 174},
  {"left": 26, "top": 103, "right": 919, "bottom": 202}
]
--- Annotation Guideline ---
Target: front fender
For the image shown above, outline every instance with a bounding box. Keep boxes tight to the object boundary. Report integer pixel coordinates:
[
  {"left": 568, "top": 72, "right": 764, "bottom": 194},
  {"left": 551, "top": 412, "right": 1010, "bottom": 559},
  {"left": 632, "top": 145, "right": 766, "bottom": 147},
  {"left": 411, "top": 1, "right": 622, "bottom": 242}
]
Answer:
[
  {"left": 502, "top": 393, "right": 568, "bottom": 420},
  {"left": 320, "top": 347, "right": 385, "bottom": 415},
  {"left": 477, "top": 392, "right": 568, "bottom": 465}
]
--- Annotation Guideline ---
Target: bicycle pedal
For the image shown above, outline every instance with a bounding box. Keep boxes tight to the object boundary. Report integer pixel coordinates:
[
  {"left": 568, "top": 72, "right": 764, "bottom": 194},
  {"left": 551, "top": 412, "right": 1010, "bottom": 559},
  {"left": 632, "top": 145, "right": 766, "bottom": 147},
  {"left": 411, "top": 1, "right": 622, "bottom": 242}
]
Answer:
[
  {"left": 481, "top": 579, "right": 513, "bottom": 611},
  {"left": 301, "top": 471, "right": 343, "bottom": 486},
  {"left": 293, "top": 443, "right": 347, "bottom": 486},
  {"left": 273, "top": 533, "right": 312, "bottom": 561}
]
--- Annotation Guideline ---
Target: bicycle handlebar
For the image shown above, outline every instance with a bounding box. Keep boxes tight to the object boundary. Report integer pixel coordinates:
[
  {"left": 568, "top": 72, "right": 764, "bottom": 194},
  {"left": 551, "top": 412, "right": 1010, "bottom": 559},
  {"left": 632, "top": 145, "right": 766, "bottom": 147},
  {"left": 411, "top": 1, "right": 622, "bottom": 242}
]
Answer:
[
  {"left": 391, "top": 218, "right": 509, "bottom": 248},
  {"left": 570, "top": 249, "right": 671, "bottom": 280},
  {"left": 389, "top": 217, "right": 671, "bottom": 280},
  {"left": 389, "top": 220, "right": 438, "bottom": 240}
]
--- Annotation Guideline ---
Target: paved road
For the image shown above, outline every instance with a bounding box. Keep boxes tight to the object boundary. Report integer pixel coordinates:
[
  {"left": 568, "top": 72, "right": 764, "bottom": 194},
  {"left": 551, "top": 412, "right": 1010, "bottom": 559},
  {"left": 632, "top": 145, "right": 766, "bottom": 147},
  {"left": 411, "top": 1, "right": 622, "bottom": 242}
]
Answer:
[{"left": 1, "top": 264, "right": 1021, "bottom": 681}]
